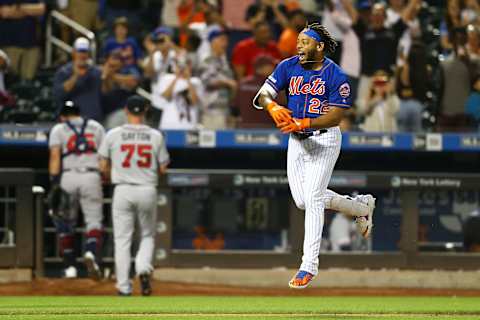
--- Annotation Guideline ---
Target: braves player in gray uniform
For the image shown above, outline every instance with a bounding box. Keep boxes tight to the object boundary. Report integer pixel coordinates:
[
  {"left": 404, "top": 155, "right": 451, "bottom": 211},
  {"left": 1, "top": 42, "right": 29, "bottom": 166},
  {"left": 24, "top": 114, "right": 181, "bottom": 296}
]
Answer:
[
  {"left": 254, "top": 23, "right": 375, "bottom": 289},
  {"left": 99, "top": 95, "right": 170, "bottom": 296},
  {"left": 48, "top": 101, "right": 105, "bottom": 279}
]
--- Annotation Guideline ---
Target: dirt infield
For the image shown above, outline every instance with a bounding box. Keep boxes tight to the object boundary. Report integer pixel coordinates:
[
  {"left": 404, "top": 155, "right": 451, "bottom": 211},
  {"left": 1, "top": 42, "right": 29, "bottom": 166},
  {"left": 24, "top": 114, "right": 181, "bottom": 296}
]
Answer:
[{"left": 0, "top": 278, "right": 479, "bottom": 296}]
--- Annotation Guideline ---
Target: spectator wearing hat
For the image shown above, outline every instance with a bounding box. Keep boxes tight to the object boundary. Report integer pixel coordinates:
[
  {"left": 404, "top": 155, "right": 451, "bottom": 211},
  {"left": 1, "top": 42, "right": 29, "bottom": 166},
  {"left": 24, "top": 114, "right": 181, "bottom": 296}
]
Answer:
[
  {"left": 0, "top": 0, "right": 46, "bottom": 80},
  {"left": 101, "top": 49, "right": 141, "bottom": 129},
  {"left": 231, "top": 21, "right": 281, "bottom": 79},
  {"left": 234, "top": 54, "right": 285, "bottom": 128},
  {"left": 198, "top": 29, "right": 237, "bottom": 129},
  {"left": 103, "top": 17, "right": 142, "bottom": 68},
  {"left": 143, "top": 27, "right": 184, "bottom": 125},
  {"left": 53, "top": 37, "right": 104, "bottom": 122}
]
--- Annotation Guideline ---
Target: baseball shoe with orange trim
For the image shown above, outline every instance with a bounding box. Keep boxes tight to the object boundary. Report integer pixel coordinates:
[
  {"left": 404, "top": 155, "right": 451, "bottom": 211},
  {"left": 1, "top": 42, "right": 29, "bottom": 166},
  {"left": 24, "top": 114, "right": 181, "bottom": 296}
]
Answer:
[
  {"left": 288, "top": 270, "right": 315, "bottom": 289},
  {"left": 354, "top": 194, "right": 375, "bottom": 238}
]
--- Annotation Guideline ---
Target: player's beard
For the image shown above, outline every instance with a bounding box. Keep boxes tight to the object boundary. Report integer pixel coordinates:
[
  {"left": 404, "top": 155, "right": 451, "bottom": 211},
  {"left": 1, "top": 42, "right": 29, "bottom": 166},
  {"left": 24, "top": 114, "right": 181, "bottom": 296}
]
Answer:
[{"left": 300, "top": 51, "right": 319, "bottom": 69}]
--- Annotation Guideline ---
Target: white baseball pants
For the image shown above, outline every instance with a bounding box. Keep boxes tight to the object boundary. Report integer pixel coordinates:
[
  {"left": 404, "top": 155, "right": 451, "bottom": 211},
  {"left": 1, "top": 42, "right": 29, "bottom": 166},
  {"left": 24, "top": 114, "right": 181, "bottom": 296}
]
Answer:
[
  {"left": 287, "top": 127, "right": 342, "bottom": 275},
  {"left": 60, "top": 171, "right": 103, "bottom": 231},
  {"left": 112, "top": 185, "right": 158, "bottom": 294}
]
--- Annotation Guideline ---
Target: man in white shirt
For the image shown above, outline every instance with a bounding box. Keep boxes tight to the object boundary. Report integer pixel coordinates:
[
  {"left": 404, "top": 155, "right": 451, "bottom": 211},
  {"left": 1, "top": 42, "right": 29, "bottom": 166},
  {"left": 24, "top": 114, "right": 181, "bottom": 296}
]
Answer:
[{"left": 155, "top": 62, "right": 204, "bottom": 130}]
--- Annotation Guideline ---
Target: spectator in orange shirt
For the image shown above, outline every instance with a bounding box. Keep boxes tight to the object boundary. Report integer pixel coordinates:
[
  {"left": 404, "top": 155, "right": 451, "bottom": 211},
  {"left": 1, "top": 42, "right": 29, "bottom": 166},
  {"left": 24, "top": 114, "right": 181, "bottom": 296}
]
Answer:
[
  {"left": 231, "top": 22, "right": 281, "bottom": 79},
  {"left": 177, "top": 0, "right": 207, "bottom": 47},
  {"left": 277, "top": 9, "right": 307, "bottom": 58}
]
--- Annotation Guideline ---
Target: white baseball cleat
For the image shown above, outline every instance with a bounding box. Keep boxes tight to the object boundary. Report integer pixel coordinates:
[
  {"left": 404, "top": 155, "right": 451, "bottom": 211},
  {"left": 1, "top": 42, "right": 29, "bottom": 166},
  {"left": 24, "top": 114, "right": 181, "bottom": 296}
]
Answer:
[
  {"left": 64, "top": 266, "right": 78, "bottom": 279},
  {"left": 84, "top": 251, "right": 102, "bottom": 281},
  {"left": 354, "top": 194, "right": 376, "bottom": 238}
]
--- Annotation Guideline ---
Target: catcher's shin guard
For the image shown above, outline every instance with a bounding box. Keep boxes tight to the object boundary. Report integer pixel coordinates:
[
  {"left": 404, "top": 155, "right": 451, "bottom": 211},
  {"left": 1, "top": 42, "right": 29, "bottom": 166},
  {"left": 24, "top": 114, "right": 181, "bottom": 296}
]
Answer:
[
  {"left": 85, "top": 229, "right": 103, "bottom": 257},
  {"left": 59, "top": 233, "right": 75, "bottom": 267}
]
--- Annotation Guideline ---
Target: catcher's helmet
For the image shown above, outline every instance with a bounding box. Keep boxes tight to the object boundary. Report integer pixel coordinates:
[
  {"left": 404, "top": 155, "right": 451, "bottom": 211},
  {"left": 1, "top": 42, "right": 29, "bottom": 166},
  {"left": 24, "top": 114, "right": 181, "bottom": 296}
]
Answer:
[{"left": 60, "top": 100, "right": 81, "bottom": 116}]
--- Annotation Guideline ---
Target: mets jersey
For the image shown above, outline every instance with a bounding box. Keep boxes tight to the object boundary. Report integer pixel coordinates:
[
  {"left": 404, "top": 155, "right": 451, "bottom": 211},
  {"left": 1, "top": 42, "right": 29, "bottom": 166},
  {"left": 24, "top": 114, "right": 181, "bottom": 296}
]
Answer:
[
  {"left": 98, "top": 124, "right": 170, "bottom": 186},
  {"left": 49, "top": 117, "right": 105, "bottom": 170},
  {"left": 264, "top": 56, "right": 352, "bottom": 118}
]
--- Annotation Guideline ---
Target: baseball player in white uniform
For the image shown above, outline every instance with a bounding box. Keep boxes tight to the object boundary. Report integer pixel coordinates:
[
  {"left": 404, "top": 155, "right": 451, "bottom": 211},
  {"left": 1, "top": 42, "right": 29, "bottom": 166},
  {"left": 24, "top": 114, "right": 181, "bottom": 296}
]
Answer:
[
  {"left": 99, "top": 95, "right": 170, "bottom": 296},
  {"left": 254, "top": 22, "right": 375, "bottom": 288},
  {"left": 48, "top": 101, "right": 105, "bottom": 279}
]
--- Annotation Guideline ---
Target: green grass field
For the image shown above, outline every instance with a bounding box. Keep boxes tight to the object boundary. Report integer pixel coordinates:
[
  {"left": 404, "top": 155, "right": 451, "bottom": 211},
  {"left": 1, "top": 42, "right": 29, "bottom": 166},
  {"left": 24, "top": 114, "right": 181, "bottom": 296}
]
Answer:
[{"left": 0, "top": 296, "right": 479, "bottom": 320}]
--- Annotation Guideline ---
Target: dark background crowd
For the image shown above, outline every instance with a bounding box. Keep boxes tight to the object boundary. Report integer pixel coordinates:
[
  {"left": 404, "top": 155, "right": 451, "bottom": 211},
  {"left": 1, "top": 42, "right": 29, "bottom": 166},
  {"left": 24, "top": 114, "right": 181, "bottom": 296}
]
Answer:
[{"left": 0, "top": 0, "right": 478, "bottom": 133}]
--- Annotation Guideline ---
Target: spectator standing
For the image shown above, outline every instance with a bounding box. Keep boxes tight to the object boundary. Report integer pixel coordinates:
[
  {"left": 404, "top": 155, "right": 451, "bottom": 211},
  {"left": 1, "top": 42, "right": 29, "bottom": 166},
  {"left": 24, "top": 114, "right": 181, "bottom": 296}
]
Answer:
[
  {"left": 142, "top": 27, "right": 182, "bottom": 123},
  {"left": 322, "top": 0, "right": 350, "bottom": 63},
  {"left": 396, "top": 42, "right": 428, "bottom": 132},
  {"left": 103, "top": 17, "right": 142, "bottom": 68},
  {"left": 231, "top": 22, "right": 281, "bottom": 79},
  {"left": 156, "top": 62, "right": 204, "bottom": 130},
  {"left": 101, "top": 49, "right": 141, "bottom": 129},
  {"left": 361, "top": 70, "right": 400, "bottom": 133},
  {"left": 0, "top": 50, "right": 13, "bottom": 111},
  {"left": 438, "top": 44, "right": 474, "bottom": 131},
  {"left": 385, "top": 0, "right": 422, "bottom": 64},
  {"left": 328, "top": 0, "right": 362, "bottom": 102},
  {"left": 0, "top": 0, "right": 45, "bottom": 80},
  {"left": 245, "top": 0, "right": 289, "bottom": 39},
  {"left": 462, "top": 0, "right": 480, "bottom": 26},
  {"left": 467, "top": 24, "right": 480, "bottom": 61},
  {"left": 192, "top": 1, "right": 228, "bottom": 64},
  {"left": 234, "top": 55, "right": 285, "bottom": 128},
  {"left": 177, "top": 0, "right": 207, "bottom": 48},
  {"left": 53, "top": 37, "right": 104, "bottom": 122},
  {"left": 277, "top": 9, "right": 307, "bottom": 58},
  {"left": 102, "top": 0, "right": 142, "bottom": 35},
  {"left": 63, "top": 0, "right": 98, "bottom": 31},
  {"left": 343, "top": 0, "right": 420, "bottom": 113},
  {"left": 440, "top": 0, "right": 463, "bottom": 54},
  {"left": 199, "top": 30, "right": 237, "bottom": 129}
]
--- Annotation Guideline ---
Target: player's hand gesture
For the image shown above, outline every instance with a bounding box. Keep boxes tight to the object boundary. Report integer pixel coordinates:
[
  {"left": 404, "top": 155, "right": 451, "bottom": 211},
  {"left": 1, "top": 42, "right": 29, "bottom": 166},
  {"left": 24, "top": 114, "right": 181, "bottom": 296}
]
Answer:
[
  {"left": 278, "top": 118, "right": 311, "bottom": 134},
  {"left": 266, "top": 102, "right": 292, "bottom": 126}
]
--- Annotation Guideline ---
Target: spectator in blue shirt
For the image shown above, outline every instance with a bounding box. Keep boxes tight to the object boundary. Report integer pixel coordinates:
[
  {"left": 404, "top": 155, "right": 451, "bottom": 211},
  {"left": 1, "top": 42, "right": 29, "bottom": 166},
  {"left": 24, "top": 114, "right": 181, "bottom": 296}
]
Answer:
[
  {"left": 53, "top": 37, "right": 104, "bottom": 121},
  {"left": 0, "top": 0, "right": 46, "bottom": 80},
  {"left": 103, "top": 17, "right": 142, "bottom": 68},
  {"left": 101, "top": 48, "right": 141, "bottom": 128}
]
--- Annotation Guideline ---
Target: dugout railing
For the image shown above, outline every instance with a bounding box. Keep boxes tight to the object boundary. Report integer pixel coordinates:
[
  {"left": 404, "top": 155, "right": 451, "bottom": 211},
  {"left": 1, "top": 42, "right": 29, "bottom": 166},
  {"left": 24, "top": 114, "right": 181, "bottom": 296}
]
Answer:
[{"left": 31, "top": 170, "right": 480, "bottom": 276}]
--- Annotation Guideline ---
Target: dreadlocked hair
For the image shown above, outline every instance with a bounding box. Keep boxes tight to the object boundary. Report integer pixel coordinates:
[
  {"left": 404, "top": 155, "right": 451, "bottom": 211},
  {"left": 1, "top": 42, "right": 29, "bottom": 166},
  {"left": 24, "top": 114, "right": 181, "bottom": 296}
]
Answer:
[{"left": 306, "top": 22, "right": 337, "bottom": 54}]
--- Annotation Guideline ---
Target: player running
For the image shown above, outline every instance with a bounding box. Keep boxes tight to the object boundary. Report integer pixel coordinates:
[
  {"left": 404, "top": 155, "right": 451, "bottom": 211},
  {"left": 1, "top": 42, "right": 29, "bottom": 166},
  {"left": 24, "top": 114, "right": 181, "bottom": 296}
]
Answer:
[
  {"left": 99, "top": 95, "right": 170, "bottom": 296},
  {"left": 254, "top": 22, "right": 375, "bottom": 289},
  {"left": 48, "top": 101, "right": 105, "bottom": 280}
]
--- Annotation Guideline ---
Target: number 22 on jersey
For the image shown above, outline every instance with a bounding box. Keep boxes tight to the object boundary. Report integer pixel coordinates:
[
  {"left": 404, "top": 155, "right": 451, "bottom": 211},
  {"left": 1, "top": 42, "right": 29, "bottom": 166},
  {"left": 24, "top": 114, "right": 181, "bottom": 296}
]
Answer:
[{"left": 121, "top": 144, "right": 152, "bottom": 168}]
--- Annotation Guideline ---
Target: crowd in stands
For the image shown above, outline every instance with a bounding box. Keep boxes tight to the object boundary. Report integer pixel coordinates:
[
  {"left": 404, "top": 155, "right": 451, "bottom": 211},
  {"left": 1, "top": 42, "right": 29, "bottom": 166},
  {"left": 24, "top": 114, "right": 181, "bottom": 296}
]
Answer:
[{"left": 0, "top": 0, "right": 479, "bottom": 133}]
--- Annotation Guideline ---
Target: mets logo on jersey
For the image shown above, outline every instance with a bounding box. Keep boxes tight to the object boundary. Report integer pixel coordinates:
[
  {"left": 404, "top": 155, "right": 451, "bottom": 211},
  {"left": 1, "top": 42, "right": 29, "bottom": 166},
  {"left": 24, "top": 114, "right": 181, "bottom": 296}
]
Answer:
[
  {"left": 288, "top": 76, "right": 325, "bottom": 96},
  {"left": 339, "top": 83, "right": 350, "bottom": 98}
]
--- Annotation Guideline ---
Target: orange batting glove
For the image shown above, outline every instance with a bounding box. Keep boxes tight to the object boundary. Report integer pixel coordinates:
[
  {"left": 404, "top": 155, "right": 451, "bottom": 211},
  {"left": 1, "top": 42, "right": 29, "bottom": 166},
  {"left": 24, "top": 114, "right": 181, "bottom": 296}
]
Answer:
[
  {"left": 279, "top": 118, "right": 311, "bottom": 134},
  {"left": 266, "top": 101, "right": 292, "bottom": 126}
]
